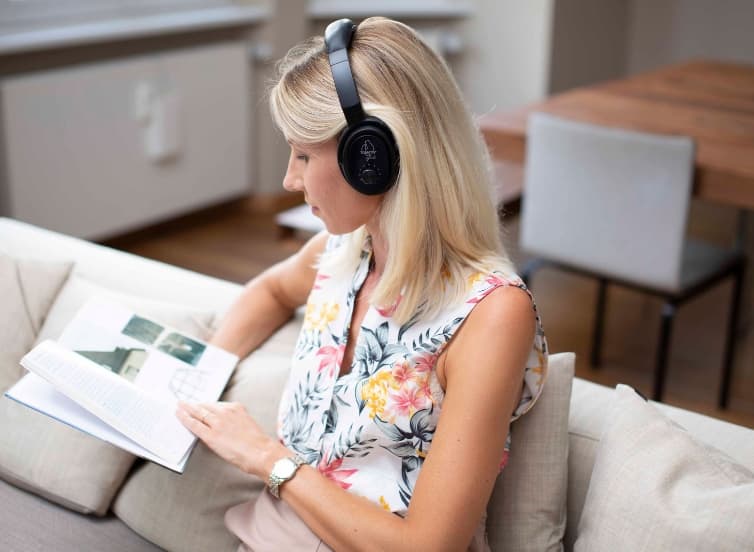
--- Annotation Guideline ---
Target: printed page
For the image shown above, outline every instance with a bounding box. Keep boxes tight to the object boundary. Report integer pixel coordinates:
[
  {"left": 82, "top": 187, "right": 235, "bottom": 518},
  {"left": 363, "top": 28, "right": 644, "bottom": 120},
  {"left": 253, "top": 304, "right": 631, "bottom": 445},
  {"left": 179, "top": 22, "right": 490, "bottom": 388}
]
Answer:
[
  {"left": 56, "top": 299, "right": 237, "bottom": 406},
  {"left": 5, "top": 373, "right": 190, "bottom": 472},
  {"left": 21, "top": 340, "right": 194, "bottom": 465}
]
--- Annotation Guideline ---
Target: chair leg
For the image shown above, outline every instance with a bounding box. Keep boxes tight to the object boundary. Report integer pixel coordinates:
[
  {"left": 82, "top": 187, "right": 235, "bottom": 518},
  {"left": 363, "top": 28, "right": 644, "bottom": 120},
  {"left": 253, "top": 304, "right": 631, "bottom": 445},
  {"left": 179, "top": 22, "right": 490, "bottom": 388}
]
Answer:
[
  {"left": 653, "top": 302, "right": 676, "bottom": 402},
  {"left": 590, "top": 278, "right": 608, "bottom": 368},
  {"left": 719, "top": 263, "right": 745, "bottom": 409}
]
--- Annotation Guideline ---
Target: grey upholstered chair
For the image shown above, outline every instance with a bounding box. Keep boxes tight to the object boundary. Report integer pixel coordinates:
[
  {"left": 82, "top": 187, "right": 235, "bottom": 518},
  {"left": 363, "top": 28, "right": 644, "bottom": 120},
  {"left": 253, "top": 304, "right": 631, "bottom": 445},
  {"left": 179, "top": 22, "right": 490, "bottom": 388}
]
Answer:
[{"left": 519, "top": 112, "right": 745, "bottom": 407}]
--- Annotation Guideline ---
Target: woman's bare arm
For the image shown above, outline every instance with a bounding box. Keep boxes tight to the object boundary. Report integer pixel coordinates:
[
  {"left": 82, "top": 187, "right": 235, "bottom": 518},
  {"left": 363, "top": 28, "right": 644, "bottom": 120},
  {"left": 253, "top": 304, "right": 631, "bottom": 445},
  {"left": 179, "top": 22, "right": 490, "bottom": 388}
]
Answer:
[
  {"left": 181, "top": 285, "right": 536, "bottom": 551},
  {"left": 210, "top": 231, "right": 329, "bottom": 357}
]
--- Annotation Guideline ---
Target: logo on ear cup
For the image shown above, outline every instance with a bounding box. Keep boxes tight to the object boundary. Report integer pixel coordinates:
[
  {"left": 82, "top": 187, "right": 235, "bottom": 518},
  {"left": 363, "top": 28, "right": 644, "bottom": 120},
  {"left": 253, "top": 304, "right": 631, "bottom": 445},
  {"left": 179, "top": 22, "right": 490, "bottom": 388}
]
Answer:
[
  {"left": 360, "top": 139, "right": 376, "bottom": 161},
  {"left": 359, "top": 139, "right": 378, "bottom": 185}
]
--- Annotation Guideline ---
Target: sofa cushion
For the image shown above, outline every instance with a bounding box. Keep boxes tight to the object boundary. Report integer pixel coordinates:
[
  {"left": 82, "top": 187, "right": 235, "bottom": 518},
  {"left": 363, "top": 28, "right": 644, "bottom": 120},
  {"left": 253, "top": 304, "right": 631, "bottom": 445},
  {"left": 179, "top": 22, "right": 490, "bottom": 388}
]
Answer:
[
  {"left": 486, "top": 351, "right": 574, "bottom": 552},
  {"left": 34, "top": 273, "right": 215, "bottom": 344},
  {"left": 0, "top": 274, "right": 215, "bottom": 516},
  {"left": 0, "top": 478, "right": 160, "bottom": 552},
  {"left": 112, "top": 319, "right": 299, "bottom": 552},
  {"left": 563, "top": 378, "right": 611, "bottom": 551},
  {"left": 0, "top": 253, "right": 72, "bottom": 392},
  {"left": 574, "top": 384, "right": 754, "bottom": 551}
]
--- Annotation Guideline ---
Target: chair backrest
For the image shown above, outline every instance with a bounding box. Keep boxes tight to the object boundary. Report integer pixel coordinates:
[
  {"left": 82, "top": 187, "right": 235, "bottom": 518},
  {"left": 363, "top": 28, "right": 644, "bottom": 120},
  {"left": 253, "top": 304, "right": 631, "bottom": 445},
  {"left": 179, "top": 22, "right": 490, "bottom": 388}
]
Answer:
[{"left": 519, "top": 113, "right": 695, "bottom": 292}]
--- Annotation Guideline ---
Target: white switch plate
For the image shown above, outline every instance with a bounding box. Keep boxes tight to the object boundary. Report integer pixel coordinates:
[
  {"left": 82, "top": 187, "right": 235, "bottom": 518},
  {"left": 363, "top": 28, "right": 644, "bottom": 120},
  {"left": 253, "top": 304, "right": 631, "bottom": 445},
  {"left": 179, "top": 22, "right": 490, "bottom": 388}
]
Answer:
[{"left": 145, "top": 90, "right": 182, "bottom": 163}]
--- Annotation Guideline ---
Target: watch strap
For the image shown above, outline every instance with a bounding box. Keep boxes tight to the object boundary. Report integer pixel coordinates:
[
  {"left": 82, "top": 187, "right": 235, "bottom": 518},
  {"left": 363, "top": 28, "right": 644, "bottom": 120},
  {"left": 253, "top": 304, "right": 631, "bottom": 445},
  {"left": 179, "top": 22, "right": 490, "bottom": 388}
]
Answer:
[{"left": 268, "top": 455, "right": 305, "bottom": 499}]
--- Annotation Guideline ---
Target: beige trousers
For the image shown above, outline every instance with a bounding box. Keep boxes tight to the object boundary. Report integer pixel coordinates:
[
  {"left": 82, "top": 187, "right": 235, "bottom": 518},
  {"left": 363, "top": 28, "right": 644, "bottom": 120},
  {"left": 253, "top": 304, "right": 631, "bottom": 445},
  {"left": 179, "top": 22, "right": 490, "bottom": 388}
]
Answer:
[
  {"left": 225, "top": 491, "right": 490, "bottom": 551},
  {"left": 226, "top": 491, "right": 333, "bottom": 552}
]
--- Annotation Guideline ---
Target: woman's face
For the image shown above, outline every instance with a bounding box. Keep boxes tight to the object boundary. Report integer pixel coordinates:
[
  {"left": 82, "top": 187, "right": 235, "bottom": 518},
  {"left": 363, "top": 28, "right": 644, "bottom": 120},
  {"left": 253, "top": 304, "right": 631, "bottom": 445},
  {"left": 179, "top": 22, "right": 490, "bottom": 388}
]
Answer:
[{"left": 283, "top": 139, "right": 383, "bottom": 235}]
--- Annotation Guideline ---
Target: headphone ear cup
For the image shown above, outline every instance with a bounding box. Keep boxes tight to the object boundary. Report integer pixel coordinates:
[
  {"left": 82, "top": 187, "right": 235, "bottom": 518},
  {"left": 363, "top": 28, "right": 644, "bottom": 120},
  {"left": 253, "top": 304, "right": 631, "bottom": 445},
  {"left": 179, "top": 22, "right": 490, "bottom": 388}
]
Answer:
[{"left": 337, "top": 118, "right": 400, "bottom": 195}]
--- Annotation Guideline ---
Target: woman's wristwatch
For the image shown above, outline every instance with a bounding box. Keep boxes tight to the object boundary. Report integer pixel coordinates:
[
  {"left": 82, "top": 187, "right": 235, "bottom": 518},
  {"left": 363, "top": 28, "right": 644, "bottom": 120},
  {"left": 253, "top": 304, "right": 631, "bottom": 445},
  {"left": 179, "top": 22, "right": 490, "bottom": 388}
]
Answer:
[{"left": 267, "top": 455, "right": 306, "bottom": 498}]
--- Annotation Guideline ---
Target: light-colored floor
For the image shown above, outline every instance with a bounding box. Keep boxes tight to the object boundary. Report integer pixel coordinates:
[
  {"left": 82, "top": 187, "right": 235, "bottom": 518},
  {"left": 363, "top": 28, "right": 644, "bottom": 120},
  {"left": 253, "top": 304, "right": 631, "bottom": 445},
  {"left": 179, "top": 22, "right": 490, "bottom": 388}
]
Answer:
[{"left": 106, "top": 202, "right": 754, "bottom": 429}]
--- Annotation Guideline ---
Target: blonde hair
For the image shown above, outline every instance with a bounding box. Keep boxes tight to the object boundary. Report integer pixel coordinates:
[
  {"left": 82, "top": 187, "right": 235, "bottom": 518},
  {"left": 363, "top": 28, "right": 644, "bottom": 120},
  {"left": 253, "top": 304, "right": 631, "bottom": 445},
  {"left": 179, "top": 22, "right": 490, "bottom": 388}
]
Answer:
[{"left": 270, "top": 17, "right": 514, "bottom": 323}]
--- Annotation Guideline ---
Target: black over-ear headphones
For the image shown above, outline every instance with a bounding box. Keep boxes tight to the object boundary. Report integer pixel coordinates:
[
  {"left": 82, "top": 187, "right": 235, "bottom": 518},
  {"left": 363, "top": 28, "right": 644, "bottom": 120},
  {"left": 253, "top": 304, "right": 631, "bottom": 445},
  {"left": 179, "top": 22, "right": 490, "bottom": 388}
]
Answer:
[{"left": 324, "top": 19, "right": 400, "bottom": 195}]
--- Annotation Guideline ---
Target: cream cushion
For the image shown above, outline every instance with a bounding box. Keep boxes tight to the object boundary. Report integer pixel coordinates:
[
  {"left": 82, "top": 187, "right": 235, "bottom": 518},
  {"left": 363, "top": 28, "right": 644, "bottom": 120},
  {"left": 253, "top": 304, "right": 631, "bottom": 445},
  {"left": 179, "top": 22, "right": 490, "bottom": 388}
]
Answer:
[
  {"left": 574, "top": 384, "right": 754, "bottom": 551},
  {"left": 112, "top": 319, "right": 298, "bottom": 552},
  {"left": 0, "top": 274, "right": 214, "bottom": 515},
  {"left": 0, "top": 254, "right": 72, "bottom": 392},
  {"left": 487, "top": 352, "right": 574, "bottom": 551},
  {"left": 33, "top": 273, "right": 215, "bottom": 344}
]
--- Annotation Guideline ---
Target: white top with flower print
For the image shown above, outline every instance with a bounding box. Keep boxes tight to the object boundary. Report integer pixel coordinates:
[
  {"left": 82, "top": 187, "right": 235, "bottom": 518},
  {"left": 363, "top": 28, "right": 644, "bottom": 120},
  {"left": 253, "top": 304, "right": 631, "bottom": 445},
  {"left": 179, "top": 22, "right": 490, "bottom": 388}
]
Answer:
[{"left": 276, "top": 234, "right": 548, "bottom": 515}]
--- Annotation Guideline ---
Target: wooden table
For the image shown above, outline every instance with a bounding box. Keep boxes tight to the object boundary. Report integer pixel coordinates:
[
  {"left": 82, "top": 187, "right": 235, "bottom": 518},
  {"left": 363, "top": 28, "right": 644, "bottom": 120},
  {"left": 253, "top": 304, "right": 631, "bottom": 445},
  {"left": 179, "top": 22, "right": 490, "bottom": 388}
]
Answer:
[{"left": 479, "top": 60, "right": 754, "bottom": 211}]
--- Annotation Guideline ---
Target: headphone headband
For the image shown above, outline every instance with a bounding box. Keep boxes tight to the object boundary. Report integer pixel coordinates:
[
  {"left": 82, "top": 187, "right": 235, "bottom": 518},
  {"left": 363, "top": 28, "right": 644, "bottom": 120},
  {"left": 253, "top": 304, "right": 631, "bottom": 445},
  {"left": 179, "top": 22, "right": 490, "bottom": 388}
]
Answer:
[
  {"left": 323, "top": 18, "right": 400, "bottom": 195},
  {"left": 324, "top": 19, "right": 366, "bottom": 126}
]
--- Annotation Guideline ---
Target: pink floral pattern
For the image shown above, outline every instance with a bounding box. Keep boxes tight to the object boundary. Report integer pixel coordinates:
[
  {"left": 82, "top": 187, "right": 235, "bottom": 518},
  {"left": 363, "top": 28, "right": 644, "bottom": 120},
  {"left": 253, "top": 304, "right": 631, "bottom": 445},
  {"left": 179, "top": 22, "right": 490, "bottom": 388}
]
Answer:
[
  {"left": 385, "top": 386, "right": 431, "bottom": 420},
  {"left": 317, "top": 453, "right": 358, "bottom": 490},
  {"left": 316, "top": 344, "right": 345, "bottom": 378}
]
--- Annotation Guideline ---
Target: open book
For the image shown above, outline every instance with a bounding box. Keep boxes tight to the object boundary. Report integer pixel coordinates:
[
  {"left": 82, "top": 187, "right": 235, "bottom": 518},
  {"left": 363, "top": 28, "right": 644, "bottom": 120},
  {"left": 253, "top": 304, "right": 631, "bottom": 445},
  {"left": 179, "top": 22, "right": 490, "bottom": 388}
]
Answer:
[{"left": 4, "top": 298, "right": 238, "bottom": 473}]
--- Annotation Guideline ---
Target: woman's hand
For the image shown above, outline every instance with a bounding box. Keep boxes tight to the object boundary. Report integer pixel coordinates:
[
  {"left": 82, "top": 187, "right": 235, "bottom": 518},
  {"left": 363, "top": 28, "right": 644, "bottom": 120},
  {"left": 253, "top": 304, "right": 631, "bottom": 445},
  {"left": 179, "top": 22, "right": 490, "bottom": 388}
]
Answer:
[{"left": 176, "top": 401, "right": 287, "bottom": 478}]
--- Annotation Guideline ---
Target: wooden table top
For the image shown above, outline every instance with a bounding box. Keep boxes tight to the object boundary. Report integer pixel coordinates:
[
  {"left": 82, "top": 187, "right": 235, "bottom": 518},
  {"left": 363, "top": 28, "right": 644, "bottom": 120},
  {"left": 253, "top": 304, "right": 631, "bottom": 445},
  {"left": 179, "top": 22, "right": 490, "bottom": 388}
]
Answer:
[{"left": 479, "top": 60, "right": 754, "bottom": 210}]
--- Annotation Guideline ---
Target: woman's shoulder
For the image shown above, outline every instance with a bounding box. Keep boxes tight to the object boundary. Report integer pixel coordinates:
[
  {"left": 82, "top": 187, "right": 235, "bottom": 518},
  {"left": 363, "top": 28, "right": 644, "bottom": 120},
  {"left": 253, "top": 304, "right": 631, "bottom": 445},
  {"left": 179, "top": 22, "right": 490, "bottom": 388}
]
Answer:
[
  {"left": 425, "top": 267, "right": 540, "bottom": 367},
  {"left": 464, "top": 273, "right": 537, "bottom": 338},
  {"left": 464, "top": 268, "right": 531, "bottom": 305},
  {"left": 443, "top": 268, "right": 547, "bottom": 418},
  {"left": 449, "top": 266, "right": 546, "bottom": 364}
]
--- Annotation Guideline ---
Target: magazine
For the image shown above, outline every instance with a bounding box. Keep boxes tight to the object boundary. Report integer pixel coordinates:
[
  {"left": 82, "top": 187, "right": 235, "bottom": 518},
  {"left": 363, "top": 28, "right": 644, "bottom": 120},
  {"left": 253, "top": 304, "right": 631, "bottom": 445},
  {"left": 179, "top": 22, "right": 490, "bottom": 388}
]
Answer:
[{"left": 4, "top": 298, "right": 238, "bottom": 473}]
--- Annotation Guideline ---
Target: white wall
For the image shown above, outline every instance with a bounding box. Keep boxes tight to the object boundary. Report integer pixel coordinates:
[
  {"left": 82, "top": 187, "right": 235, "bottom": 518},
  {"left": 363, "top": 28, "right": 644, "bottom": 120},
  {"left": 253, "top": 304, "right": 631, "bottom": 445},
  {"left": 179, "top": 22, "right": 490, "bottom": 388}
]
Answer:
[
  {"left": 627, "top": 0, "right": 754, "bottom": 73},
  {"left": 251, "top": 0, "right": 308, "bottom": 196},
  {"left": 458, "top": 0, "right": 555, "bottom": 115},
  {"left": 464, "top": 0, "right": 754, "bottom": 103}
]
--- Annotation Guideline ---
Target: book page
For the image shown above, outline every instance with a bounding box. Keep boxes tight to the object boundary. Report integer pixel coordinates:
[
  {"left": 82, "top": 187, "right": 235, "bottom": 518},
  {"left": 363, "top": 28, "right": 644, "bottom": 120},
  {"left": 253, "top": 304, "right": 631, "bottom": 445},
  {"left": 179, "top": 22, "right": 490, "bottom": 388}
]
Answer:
[
  {"left": 5, "top": 373, "right": 190, "bottom": 472},
  {"left": 56, "top": 299, "right": 236, "bottom": 406},
  {"left": 22, "top": 340, "right": 195, "bottom": 465}
]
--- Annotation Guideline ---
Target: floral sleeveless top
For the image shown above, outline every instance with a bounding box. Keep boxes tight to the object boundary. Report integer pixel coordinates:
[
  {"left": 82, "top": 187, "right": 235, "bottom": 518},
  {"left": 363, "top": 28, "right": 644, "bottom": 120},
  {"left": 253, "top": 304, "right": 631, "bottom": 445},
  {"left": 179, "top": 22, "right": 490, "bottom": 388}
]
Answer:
[{"left": 276, "top": 235, "right": 547, "bottom": 515}]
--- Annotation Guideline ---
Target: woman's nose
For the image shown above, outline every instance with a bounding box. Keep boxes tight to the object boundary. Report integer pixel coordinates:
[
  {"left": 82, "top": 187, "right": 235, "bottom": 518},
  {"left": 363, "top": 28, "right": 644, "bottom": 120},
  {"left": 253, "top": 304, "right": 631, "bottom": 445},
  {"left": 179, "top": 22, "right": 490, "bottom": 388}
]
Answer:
[
  {"left": 282, "top": 151, "right": 304, "bottom": 192},
  {"left": 283, "top": 173, "right": 304, "bottom": 192}
]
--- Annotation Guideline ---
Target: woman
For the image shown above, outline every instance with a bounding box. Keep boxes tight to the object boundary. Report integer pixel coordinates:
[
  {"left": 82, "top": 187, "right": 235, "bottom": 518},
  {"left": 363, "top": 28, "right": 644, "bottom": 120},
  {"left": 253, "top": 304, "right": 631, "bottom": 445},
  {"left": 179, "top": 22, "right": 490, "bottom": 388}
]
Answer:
[{"left": 177, "top": 17, "right": 547, "bottom": 551}]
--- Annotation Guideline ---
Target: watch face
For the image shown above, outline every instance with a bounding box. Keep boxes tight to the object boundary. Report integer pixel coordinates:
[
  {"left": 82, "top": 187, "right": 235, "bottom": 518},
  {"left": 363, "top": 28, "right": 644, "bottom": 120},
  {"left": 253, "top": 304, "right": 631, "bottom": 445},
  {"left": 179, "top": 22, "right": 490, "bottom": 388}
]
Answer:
[{"left": 273, "top": 457, "right": 297, "bottom": 479}]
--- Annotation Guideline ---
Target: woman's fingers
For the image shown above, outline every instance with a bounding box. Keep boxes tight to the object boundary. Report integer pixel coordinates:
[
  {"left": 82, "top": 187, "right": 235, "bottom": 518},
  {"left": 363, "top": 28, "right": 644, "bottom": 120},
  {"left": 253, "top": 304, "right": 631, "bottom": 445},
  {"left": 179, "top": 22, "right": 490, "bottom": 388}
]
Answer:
[{"left": 176, "top": 401, "right": 217, "bottom": 430}]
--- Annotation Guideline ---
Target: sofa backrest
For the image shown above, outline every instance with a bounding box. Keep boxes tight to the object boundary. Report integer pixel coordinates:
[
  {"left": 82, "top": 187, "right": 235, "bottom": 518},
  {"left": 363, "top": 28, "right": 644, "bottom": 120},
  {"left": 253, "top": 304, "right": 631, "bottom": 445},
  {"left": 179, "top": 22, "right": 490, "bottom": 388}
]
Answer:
[{"left": 0, "top": 217, "right": 241, "bottom": 316}]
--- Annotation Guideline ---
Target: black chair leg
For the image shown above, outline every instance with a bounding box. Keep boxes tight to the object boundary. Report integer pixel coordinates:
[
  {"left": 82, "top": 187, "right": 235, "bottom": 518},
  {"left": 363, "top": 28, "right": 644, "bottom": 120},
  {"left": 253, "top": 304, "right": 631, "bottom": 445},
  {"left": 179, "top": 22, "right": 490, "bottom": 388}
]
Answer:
[
  {"left": 591, "top": 279, "right": 608, "bottom": 368},
  {"left": 719, "top": 262, "right": 745, "bottom": 409},
  {"left": 654, "top": 302, "right": 676, "bottom": 402}
]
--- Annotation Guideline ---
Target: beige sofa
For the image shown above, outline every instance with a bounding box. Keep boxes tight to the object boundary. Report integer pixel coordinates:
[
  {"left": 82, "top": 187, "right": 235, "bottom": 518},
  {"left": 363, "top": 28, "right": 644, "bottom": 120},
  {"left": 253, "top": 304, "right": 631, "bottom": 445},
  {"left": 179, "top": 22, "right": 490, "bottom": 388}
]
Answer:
[{"left": 1, "top": 216, "right": 753, "bottom": 552}]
